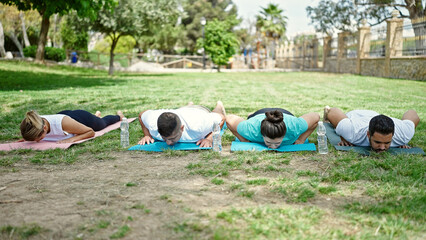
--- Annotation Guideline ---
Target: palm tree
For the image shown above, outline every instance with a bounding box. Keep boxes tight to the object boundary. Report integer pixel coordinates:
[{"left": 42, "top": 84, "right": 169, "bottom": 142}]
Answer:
[{"left": 256, "top": 3, "right": 287, "bottom": 41}]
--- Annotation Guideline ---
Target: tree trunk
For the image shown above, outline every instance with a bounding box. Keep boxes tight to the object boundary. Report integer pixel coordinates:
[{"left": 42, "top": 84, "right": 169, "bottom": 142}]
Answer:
[
  {"left": 0, "top": 20, "right": 6, "bottom": 57},
  {"left": 108, "top": 35, "right": 120, "bottom": 75},
  {"left": 36, "top": 14, "right": 50, "bottom": 62},
  {"left": 8, "top": 32, "right": 24, "bottom": 57},
  {"left": 19, "top": 12, "right": 31, "bottom": 48}
]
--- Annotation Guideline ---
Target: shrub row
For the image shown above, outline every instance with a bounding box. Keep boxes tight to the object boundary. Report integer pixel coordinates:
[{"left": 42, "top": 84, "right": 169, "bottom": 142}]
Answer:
[{"left": 23, "top": 46, "right": 66, "bottom": 62}]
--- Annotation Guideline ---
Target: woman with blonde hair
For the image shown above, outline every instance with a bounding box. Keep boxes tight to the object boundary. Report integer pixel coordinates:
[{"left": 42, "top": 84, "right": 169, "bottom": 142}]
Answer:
[{"left": 20, "top": 110, "right": 125, "bottom": 143}]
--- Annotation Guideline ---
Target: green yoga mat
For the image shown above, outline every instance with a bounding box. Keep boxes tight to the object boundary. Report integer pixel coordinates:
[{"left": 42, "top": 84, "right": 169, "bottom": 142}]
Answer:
[{"left": 324, "top": 122, "right": 424, "bottom": 155}]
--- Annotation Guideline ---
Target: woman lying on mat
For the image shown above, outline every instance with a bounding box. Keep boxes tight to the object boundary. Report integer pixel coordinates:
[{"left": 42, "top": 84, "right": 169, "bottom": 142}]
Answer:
[
  {"left": 20, "top": 110, "right": 125, "bottom": 143},
  {"left": 226, "top": 108, "right": 319, "bottom": 149}
]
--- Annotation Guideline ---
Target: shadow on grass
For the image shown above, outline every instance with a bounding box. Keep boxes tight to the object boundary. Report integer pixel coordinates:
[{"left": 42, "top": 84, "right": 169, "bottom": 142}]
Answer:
[{"left": 0, "top": 69, "right": 120, "bottom": 91}]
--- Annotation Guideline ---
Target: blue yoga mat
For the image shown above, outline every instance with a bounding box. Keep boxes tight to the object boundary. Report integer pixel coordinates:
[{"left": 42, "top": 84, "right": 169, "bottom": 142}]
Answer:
[
  {"left": 128, "top": 142, "right": 210, "bottom": 152},
  {"left": 128, "top": 123, "right": 227, "bottom": 152},
  {"left": 231, "top": 138, "right": 316, "bottom": 152},
  {"left": 324, "top": 122, "right": 425, "bottom": 155}
]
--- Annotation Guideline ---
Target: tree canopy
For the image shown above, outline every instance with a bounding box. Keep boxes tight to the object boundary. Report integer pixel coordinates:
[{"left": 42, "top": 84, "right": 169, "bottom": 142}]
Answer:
[
  {"left": 197, "top": 19, "right": 239, "bottom": 72},
  {"left": 0, "top": 0, "right": 117, "bottom": 61},
  {"left": 89, "top": 0, "right": 179, "bottom": 74},
  {"left": 306, "top": 0, "right": 425, "bottom": 35},
  {"left": 181, "top": 0, "right": 239, "bottom": 54},
  {"left": 256, "top": 3, "right": 287, "bottom": 41}
]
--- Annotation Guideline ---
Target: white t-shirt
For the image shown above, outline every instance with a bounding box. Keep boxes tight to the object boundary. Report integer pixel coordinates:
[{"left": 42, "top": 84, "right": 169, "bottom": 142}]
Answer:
[
  {"left": 41, "top": 114, "right": 75, "bottom": 142},
  {"left": 141, "top": 108, "right": 222, "bottom": 142},
  {"left": 335, "top": 110, "right": 415, "bottom": 147}
]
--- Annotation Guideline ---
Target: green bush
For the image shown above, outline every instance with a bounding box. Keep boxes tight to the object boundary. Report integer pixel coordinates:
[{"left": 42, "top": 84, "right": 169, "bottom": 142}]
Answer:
[
  {"left": 24, "top": 46, "right": 66, "bottom": 62},
  {"left": 45, "top": 47, "right": 66, "bottom": 62},
  {"left": 23, "top": 46, "right": 37, "bottom": 58}
]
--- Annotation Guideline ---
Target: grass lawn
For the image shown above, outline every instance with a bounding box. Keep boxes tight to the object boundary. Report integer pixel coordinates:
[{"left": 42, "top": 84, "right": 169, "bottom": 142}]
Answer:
[{"left": 0, "top": 61, "right": 425, "bottom": 239}]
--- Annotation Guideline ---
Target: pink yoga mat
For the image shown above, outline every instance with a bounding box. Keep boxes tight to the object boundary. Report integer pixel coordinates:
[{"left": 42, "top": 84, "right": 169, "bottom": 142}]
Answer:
[{"left": 0, "top": 118, "right": 136, "bottom": 151}]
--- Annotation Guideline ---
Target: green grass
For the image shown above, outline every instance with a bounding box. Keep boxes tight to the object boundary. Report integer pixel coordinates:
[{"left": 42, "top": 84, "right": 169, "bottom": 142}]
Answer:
[
  {"left": 109, "top": 225, "right": 131, "bottom": 239},
  {"left": 0, "top": 61, "right": 425, "bottom": 239},
  {"left": 0, "top": 223, "right": 45, "bottom": 239}
]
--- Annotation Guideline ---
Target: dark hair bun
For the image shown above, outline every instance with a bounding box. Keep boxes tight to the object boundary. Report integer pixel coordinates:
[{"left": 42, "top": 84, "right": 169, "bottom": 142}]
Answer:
[{"left": 265, "top": 110, "right": 283, "bottom": 123}]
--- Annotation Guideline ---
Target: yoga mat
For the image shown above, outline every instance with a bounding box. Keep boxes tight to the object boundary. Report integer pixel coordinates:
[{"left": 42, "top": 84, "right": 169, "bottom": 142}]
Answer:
[
  {"left": 0, "top": 118, "right": 137, "bottom": 151},
  {"left": 128, "top": 123, "right": 227, "bottom": 152},
  {"left": 231, "top": 138, "right": 316, "bottom": 152},
  {"left": 128, "top": 142, "right": 211, "bottom": 152},
  {"left": 324, "top": 122, "right": 425, "bottom": 155}
]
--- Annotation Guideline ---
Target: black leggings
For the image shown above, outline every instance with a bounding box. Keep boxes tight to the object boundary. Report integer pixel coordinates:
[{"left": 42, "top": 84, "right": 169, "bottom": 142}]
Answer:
[
  {"left": 247, "top": 108, "right": 294, "bottom": 119},
  {"left": 58, "top": 110, "right": 120, "bottom": 131}
]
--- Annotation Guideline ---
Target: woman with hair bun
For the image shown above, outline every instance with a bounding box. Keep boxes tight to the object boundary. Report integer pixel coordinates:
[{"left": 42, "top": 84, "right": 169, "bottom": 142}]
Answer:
[
  {"left": 226, "top": 108, "right": 320, "bottom": 149},
  {"left": 20, "top": 110, "right": 125, "bottom": 143}
]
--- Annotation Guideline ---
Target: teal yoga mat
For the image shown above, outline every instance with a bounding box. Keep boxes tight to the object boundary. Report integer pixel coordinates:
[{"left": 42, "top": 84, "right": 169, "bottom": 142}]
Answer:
[
  {"left": 324, "top": 122, "right": 425, "bottom": 155},
  {"left": 128, "top": 142, "right": 210, "bottom": 152},
  {"left": 231, "top": 138, "right": 316, "bottom": 152},
  {"left": 128, "top": 123, "right": 226, "bottom": 152}
]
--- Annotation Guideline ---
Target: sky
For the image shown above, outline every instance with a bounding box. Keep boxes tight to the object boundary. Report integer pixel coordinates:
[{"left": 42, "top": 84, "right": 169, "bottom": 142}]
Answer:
[{"left": 232, "top": 0, "right": 320, "bottom": 38}]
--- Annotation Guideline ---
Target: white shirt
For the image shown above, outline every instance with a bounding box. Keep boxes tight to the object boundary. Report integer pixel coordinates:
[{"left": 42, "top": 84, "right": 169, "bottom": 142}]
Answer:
[
  {"left": 336, "top": 110, "right": 415, "bottom": 147},
  {"left": 41, "top": 114, "right": 75, "bottom": 141},
  {"left": 141, "top": 108, "right": 222, "bottom": 142}
]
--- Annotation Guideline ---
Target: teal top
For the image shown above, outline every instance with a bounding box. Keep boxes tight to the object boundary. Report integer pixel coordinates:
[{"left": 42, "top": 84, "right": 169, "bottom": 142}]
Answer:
[{"left": 237, "top": 113, "right": 308, "bottom": 145}]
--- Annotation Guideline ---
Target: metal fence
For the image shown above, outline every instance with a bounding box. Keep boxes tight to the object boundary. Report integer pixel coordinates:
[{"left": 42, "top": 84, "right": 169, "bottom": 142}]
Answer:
[
  {"left": 399, "top": 18, "right": 426, "bottom": 56},
  {"left": 368, "top": 26, "right": 387, "bottom": 57},
  {"left": 344, "top": 32, "right": 358, "bottom": 58},
  {"left": 327, "top": 37, "right": 338, "bottom": 57}
]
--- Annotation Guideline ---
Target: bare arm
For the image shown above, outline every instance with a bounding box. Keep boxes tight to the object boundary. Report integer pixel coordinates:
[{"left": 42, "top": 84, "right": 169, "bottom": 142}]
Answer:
[
  {"left": 138, "top": 110, "right": 155, "bottom": 145},
  {"left": 225, "top": 114, "right": 249, "bottom": 142},
  {"left": 295, "top": 112, "right": 320, "bottom": 144},
  {"left": 58, "top": 116, "right": 95, "bottom": 143},
  {"left": 196, "top": 113, "right": 226, "bottom": 148}
]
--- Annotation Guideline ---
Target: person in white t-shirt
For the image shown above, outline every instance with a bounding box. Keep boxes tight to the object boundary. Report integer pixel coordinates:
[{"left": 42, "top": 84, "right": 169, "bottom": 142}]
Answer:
[
  {"left": 138, "top": 101, "right": 226, "bottom": 147},
  {"left": 324, "top": 107, "right": 420, "bottom": 153}
]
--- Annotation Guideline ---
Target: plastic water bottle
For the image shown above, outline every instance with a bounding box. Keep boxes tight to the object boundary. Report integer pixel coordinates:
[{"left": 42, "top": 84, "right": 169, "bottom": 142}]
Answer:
[
  {"left": 120, "top": 117, "right": 129, "bottom": 148},
  {"left": 317, "top": 121, "right": 328, "bottom": 154},
  {"left": 212, "top": 122, "right": 222, "bottom": 152}
]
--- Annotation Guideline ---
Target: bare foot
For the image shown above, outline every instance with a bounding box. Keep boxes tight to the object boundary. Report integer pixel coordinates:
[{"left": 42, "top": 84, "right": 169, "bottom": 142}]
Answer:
[
  {"left": 187, "top": 101, "right": 194, "bottom": 106},
  {"left": 117, "top": 111, "right": 125, "bottom": 120},
  {"left": 323, "top": 106, "right": 330, "bottom": 122},
  {"left": 213, "top": 101, "right": 226, "bottom": 116},
  {"left": 95, "top": 111, "right": 101, "bottom": 117}
]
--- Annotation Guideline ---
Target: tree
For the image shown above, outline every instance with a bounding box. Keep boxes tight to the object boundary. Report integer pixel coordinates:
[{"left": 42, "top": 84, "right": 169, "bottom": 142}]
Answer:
[
  {"left": 0, "top": 0, "right": 116, "bottom": 62},
  {"left": 136, "top": 24, "right": 184, "bottom": 54},
  {"left": 255, "top": 3, "right": 288, "bottom": 59},
  {"left": 0, "top": 20, "right": 5, "bottom": 57},
  {"left": 197, "top": 19, "right": 239, "bottom": 72},
  {"left": 307, "top": 0, "right": 425, "bottom": 53},
  {"left": 60, "top": 12, "right": 89, "bottom": 52},
  {"left": 19, "top": 12, "right": 30, "bottom": 48},
  {"left": 256, "top": 3, "right": 288, "bottom": 41},
  {"left": 181, "top": 0, "right": 239, "bottom": 54},
  {"left": 89, "top": 0, "right": 179, "bottom": 75},
  {"left": 0, "top": 4, "right": 24, "bottom": 56}
]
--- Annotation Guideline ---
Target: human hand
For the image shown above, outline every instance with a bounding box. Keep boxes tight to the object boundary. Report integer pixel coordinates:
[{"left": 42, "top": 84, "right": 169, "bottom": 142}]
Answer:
[
  {"left": 338, "top": 139, "right": 353, "bottom": 146},
  {"left": 138, "top": 136, "right": 154, "bottom": 145},
  {"left": 196, "top": 138, "right": 212, "bottom": 148},
  {"left": 398, "top": 145, "right": 411, "bottom": 149}
]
